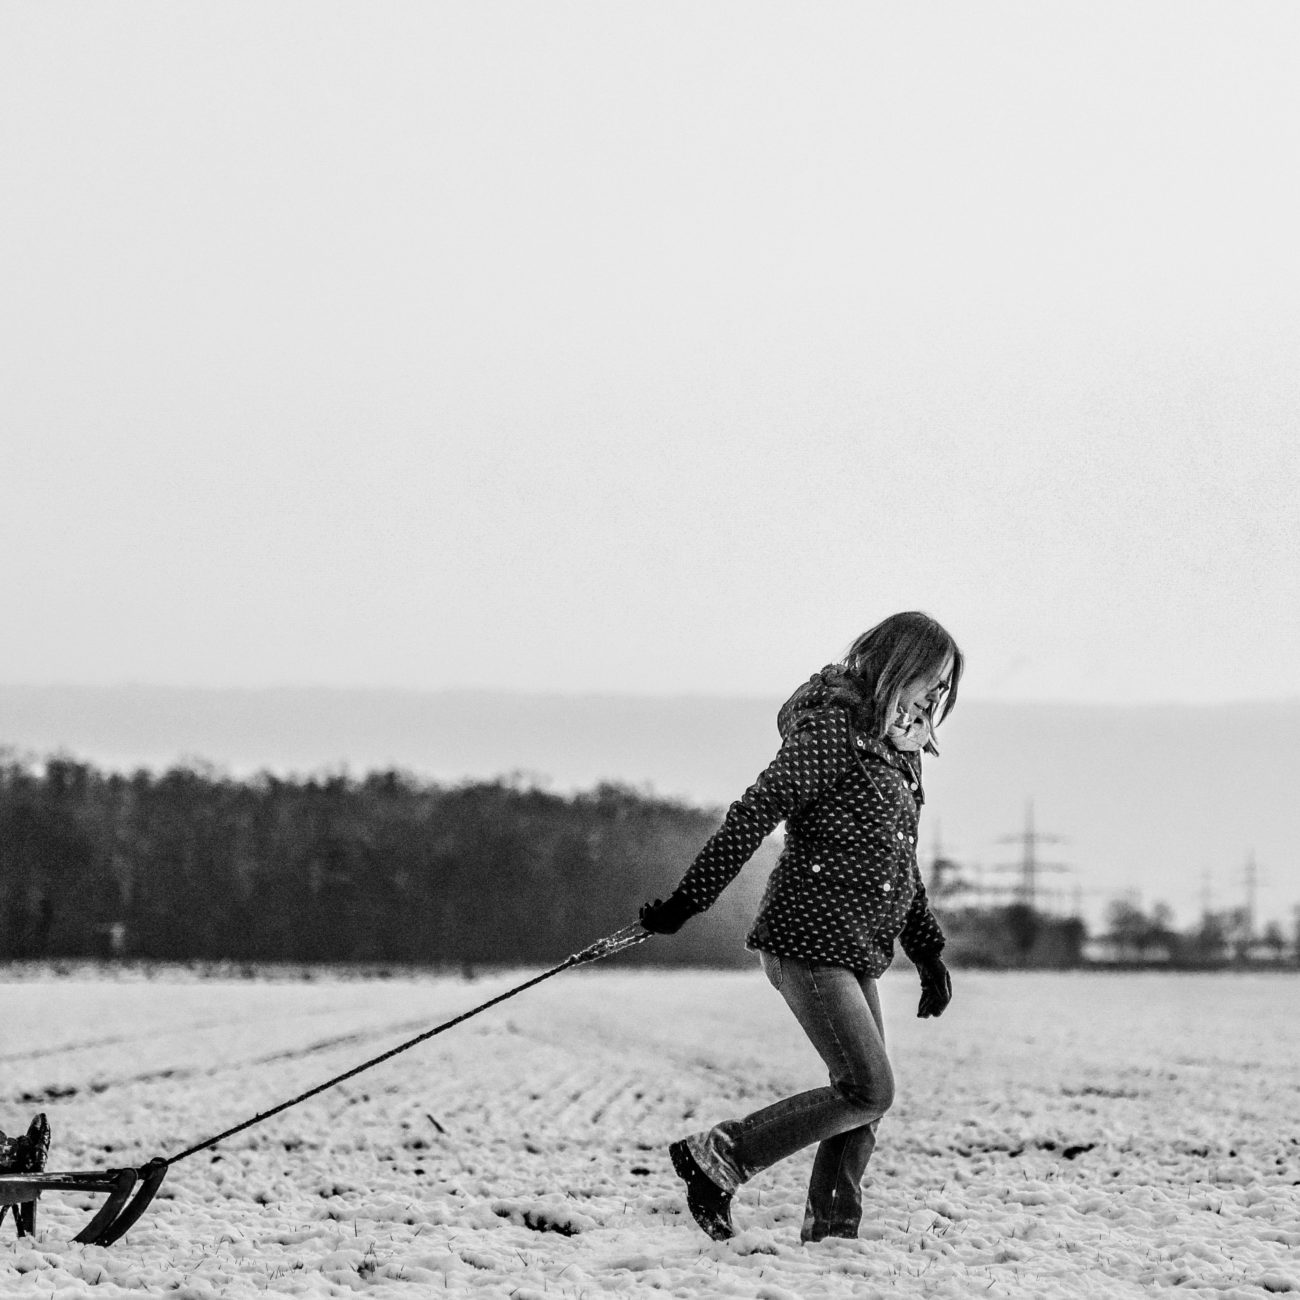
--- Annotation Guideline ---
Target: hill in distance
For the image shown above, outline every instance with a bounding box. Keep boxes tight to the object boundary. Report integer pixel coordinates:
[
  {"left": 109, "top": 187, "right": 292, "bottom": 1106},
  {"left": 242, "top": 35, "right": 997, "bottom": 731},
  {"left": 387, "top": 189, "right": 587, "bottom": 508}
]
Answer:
[{"left": 2, "top": 685, "right": 1297, "bottom": 931}]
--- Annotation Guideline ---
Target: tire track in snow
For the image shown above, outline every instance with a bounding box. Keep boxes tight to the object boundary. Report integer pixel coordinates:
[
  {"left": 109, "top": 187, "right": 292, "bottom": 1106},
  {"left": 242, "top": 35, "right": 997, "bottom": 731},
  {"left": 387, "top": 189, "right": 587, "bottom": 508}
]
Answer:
[
  {"left": 0, "top": 1013, "right": 270, "bottom": 1065},
  {"left": 0, "top": 991, "right": 462, "bottom": 1079},
  {"left": 4, "top": 1014, "right": 462, "bottom": 1106}
]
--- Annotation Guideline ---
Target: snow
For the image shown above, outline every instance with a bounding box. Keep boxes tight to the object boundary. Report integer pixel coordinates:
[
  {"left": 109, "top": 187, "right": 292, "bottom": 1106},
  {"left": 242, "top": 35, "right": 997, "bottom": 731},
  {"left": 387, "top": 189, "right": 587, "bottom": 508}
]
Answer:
[{"left": 2, "top": 966, "right": 1298, "bottom": 1298}]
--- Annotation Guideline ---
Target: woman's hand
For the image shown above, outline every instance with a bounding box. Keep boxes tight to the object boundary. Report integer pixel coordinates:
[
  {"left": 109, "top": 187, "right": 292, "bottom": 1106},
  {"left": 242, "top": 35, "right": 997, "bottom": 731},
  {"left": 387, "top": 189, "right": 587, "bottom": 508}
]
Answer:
[
  {"left": 638, "top": 894, "right": 695, "bottom": 934},
  {"left": 916, "top": 955, "right": 952, "bottom": 1017}
]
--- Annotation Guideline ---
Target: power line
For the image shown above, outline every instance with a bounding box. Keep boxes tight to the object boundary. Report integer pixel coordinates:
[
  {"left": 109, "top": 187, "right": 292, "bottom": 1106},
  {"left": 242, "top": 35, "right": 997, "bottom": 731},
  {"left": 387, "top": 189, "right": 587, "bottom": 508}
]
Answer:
[{"left": 993, "top": 799, "right": 1071, "bottom": 911}]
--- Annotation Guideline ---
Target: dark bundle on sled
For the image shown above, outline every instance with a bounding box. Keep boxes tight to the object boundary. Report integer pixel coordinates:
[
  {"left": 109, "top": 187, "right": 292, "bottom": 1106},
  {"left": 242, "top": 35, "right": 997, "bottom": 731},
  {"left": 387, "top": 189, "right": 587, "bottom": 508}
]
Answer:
[{"left": 0, "top": 1115, "right": 167, "bottom": 1247}]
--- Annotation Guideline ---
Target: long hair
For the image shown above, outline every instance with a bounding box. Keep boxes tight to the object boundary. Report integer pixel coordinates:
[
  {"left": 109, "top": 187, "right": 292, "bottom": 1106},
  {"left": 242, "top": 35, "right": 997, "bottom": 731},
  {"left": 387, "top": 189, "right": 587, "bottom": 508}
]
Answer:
[{"left": 842, "top": 611, "right": 963, "bottom": 754}]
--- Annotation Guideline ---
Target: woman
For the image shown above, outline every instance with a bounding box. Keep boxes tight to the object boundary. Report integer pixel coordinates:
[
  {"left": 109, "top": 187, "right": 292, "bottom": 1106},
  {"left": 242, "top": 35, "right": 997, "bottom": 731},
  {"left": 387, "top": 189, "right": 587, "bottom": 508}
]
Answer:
[{"left": 640, "top": 611, "right": 961, "bottom": 1244}]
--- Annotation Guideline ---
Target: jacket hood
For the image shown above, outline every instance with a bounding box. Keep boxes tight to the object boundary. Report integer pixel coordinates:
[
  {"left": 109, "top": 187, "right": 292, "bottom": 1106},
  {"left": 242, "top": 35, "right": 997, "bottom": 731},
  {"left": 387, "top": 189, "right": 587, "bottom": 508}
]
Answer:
[{"left": 777, "top": 664, "right": 874, "bottom": 740}]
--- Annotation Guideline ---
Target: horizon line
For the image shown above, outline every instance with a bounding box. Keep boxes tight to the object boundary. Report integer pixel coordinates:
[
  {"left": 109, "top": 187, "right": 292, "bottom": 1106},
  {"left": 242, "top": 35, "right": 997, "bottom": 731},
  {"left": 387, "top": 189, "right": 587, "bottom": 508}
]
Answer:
[{"left": 1, "top": 681, "right": 1297, "bottom": 710}]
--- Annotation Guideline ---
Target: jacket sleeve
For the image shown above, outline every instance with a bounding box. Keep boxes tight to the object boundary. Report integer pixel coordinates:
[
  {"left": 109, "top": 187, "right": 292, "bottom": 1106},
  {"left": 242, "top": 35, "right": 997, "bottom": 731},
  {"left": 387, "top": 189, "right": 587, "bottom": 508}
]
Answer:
[
  {"left": 669, "top": 708, "right": 853, "bottom": 917},
  {"left": 900, "top": 867, "right": 946, "bottom": 963}
]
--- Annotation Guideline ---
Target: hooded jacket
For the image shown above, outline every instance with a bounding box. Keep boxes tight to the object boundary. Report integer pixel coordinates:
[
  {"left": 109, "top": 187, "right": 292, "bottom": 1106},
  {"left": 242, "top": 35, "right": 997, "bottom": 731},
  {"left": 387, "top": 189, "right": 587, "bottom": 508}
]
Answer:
[{"left": 667, "top": 666, "right": 946, "bottom": 976}]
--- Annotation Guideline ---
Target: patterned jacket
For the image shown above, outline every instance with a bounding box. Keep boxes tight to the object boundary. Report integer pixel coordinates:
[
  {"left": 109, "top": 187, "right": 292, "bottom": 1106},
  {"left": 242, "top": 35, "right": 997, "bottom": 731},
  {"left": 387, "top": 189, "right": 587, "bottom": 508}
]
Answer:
[{"left": 668, "top": 667, "right": 946, "bottom": 976}]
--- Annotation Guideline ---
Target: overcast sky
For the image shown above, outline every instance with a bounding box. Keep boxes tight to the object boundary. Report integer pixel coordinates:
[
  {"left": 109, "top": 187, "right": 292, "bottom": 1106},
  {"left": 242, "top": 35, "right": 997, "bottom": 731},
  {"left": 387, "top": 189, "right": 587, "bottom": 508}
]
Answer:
[{"left": 3, "top": 2, "right": 1298, "bottom": 704}]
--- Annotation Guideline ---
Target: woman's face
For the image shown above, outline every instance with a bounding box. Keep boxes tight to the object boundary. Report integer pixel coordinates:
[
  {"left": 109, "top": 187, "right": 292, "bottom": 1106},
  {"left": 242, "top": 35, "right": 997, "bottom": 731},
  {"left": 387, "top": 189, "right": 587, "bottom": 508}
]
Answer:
[{"left": 896, "top": 654, "right": 954, "bottom": 725}]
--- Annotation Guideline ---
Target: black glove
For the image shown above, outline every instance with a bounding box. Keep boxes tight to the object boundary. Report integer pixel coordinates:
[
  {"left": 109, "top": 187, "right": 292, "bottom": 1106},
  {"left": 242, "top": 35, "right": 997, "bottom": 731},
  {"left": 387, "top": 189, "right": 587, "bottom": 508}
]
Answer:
[
  {"left": 638, "top": 893, "right": 696, "bottom": 935},
  {"left": 916, "top": 955, "right": 952, "bottom": 1018}
]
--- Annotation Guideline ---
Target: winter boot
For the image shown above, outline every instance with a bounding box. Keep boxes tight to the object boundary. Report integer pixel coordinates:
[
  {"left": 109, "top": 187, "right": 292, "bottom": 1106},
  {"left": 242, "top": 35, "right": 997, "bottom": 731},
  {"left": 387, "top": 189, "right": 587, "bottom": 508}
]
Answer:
[{"left": 669, "top": 1139, "right": 735, "bottom": 1241}]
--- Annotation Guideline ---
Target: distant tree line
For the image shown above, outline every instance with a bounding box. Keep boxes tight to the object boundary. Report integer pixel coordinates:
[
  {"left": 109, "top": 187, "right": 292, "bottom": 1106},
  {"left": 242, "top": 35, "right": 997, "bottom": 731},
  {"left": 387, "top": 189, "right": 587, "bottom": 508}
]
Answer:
[
  {"left": 1094, "top": 896, "right": 1297, "bottom": 968},
  {"left": 937, "top": 902, "right": 1088, "bottom": 969},
  {"left": 0, "top": 756, "right": 770, "bottom": 968},
  {"left": 22, "top": 754, "right": 1281, "bottom": 975}
]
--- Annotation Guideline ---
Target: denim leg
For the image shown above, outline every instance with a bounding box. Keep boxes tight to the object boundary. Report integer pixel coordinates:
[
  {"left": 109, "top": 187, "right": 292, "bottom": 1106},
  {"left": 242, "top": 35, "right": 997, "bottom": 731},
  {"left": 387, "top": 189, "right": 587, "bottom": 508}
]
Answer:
[
  {"left": 685, "top": 953, "right": 893, "bottom": 1240},
  {"left": 801, "top": 1117, "right": 881, "bottom": 1240},
  {"left": 802, "top": 973, "right": 887, "bottom": 1239}
]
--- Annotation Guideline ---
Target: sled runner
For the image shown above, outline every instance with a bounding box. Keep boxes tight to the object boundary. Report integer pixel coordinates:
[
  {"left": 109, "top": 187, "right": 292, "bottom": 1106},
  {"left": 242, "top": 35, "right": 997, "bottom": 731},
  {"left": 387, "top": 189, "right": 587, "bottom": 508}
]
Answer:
[
  {"left": 0, "top": 1113, "right": 168, "bottom": 1246},
  {"left": 0, "top": 922, "right": 649, "bottom": 1247}
]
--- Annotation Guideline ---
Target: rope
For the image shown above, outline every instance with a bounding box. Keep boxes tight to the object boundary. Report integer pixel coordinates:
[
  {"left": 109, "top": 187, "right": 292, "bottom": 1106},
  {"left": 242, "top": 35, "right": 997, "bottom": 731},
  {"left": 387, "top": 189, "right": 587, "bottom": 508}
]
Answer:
[{"left": 162, "top": 923, "right": 652, "bottom": 1167}]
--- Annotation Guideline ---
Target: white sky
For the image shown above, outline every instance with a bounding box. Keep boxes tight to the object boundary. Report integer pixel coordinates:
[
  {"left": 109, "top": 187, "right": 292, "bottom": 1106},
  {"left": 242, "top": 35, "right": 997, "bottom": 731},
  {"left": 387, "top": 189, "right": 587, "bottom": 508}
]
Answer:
[{"left": 3, "top": 1, "right": 1298, "bottom": 703}]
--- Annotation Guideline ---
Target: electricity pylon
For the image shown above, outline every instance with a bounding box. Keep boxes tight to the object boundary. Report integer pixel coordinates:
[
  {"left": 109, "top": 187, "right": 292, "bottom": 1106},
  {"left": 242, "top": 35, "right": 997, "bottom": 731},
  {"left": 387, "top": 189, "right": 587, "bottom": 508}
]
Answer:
[{"left": 995, "top": 799, "right": 1071, "bottom": 912}]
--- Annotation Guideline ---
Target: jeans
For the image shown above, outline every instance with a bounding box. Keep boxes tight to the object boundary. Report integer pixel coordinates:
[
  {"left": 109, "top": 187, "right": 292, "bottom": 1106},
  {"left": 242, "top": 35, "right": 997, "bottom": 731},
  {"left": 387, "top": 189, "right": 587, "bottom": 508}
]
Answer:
[{"left": 684, "top": 951, "right": 893, "bottom": 1242}]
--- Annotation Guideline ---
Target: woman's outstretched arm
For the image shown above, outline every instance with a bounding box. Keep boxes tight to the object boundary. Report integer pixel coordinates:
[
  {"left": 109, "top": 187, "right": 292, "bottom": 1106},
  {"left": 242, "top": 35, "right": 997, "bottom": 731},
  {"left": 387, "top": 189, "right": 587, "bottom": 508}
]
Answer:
[{"left": 641, "top": 708, "right": 853, "bottom": 930}]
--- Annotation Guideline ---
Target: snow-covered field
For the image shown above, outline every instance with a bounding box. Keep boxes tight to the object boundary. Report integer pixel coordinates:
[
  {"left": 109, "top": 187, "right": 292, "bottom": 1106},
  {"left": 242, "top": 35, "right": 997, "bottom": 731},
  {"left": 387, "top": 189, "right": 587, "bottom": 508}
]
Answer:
[{"left": 2, "top": 963, "right": 1298, "bottom": 1299}]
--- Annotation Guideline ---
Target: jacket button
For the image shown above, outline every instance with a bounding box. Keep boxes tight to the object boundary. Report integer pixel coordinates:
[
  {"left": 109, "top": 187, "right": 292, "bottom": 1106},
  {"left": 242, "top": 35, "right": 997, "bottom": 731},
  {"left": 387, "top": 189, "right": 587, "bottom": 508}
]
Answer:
[
  {"left": 810, "top": 863, "right": 822, "bottom": 873},
  {"left": 882, "top": 882, "right": 892, "bottom": 892},
  {"left": 896, "top": 831, "right": 905, "bottom": 841},
  {"left": 909, "top": 782, "right": 917, "bottom": 790}
]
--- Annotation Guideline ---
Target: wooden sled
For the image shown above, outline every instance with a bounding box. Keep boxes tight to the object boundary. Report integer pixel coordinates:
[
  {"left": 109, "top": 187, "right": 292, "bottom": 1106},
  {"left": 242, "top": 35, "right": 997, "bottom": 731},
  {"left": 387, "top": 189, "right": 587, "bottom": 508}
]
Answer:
[{"left": 0, "top": 1115, "right": 167, "bottom": 1246}]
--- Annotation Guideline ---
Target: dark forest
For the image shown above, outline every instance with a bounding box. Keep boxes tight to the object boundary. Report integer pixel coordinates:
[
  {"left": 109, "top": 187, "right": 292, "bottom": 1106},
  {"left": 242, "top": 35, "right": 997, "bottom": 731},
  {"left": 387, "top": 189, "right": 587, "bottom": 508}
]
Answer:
[{"left": 0, "top": 758, "right": 772, "bottom": 969}]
